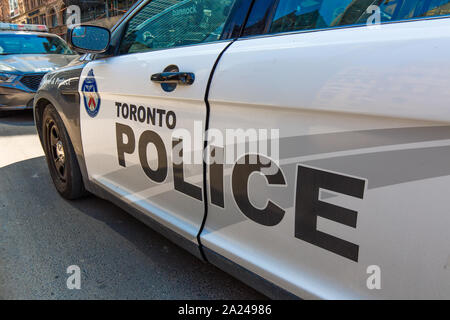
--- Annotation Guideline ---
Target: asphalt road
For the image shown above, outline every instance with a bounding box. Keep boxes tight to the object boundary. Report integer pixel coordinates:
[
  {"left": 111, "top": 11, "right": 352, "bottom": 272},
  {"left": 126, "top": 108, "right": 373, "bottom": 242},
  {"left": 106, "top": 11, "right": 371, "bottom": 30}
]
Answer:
[{"left": 0, "top": 110, "right": 265, "bottom": 300}]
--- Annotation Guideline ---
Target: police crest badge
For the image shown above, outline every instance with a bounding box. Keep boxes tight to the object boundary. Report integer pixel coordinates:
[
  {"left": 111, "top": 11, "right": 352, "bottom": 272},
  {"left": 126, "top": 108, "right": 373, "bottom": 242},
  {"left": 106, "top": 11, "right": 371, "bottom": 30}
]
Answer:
[{"left": 81, "top": 69, "right": 101, "bottom": 118}]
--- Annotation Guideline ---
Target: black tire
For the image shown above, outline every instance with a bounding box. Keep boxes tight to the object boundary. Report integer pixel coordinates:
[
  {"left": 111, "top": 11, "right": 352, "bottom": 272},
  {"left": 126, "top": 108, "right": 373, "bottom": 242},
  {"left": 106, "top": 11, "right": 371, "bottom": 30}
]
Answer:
[{"left": 42, "top": 104, "right": 86, "bottom": 200}]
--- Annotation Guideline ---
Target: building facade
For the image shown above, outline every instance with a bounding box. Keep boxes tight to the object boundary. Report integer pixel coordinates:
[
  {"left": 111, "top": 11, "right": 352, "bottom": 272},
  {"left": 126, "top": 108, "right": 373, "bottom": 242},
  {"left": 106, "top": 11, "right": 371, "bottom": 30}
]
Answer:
[
  {"left": 5, "top": 0, "right": 65, "bottom": 32},
  {"left": 2, "top": 0, "right": 21, "bottom": 22},
  {"left": 0, "top": 0, "right": 11, "bottom": 22},
  {"left": 1, "top": 0, "right": 137, "bottom": 36}
]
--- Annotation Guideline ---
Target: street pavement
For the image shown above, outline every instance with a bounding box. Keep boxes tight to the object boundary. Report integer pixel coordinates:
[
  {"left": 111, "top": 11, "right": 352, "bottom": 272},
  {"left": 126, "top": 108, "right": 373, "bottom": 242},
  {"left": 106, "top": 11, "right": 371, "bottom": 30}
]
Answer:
[{"left": 0, "top": 110, "right": 265, "bottom": 300}]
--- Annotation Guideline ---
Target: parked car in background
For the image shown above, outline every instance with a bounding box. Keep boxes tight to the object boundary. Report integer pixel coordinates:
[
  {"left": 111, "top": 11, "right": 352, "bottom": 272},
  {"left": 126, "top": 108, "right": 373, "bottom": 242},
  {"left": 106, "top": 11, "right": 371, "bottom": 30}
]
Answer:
[{"left": 0, "top": 23, "right": 78, "bottom": 117}]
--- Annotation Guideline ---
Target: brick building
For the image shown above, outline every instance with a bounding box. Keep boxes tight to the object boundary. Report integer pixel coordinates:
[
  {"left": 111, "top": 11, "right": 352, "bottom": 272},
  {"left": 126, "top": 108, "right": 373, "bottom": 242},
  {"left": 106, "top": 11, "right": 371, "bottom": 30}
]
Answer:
[
  {"left": 0, "top": 0, "right": 11, "bottom": 22},
  {"left": 1, "top": 0, "right": 21, "bottom": 22},
  {"left": 1, "top": 0, "right": 137, "bottom": 37},
  {"left": 4, "top": 0, "right": 65, "bottom": 33}
]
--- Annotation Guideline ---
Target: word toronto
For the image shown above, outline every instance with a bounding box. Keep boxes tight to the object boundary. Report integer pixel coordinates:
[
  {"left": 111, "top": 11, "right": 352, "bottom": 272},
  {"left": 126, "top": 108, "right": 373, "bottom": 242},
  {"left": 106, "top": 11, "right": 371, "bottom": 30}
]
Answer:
[{"left": 116, "top": 105, "right": 280, "bottom": 166}]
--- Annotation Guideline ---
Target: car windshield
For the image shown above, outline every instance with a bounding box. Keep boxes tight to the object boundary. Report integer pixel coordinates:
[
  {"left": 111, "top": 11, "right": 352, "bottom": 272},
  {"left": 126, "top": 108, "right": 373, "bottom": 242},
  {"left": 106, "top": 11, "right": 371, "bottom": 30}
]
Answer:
[{"left": 0, "top": 34, "right": 74, "bottom": 55}]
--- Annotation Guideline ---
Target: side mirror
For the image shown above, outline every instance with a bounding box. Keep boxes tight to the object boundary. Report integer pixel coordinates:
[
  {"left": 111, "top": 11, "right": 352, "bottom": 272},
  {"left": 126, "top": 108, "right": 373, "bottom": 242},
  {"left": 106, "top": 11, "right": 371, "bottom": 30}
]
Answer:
[{"left": 68, "top": 25, "right": 111, "bottom": 54}]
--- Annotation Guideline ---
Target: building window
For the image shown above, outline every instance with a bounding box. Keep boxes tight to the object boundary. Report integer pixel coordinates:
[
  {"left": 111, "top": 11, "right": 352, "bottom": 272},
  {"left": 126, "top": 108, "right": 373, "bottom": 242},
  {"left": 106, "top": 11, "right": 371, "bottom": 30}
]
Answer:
[
  {"left": 59, "top": 7, "right": 65, "bottom": 26},
  {"left": 49, "top": 9, "right": 57, "bottom": 27},
  {"left": 40, "top": 14, "right": 46, "bottom": 25}
]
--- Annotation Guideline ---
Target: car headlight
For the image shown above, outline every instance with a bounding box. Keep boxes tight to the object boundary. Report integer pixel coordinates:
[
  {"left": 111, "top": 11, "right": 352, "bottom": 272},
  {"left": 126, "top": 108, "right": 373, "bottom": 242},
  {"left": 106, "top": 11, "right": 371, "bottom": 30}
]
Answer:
[{"left": 0, "top": 73, "right": 18, "bottom": 83}]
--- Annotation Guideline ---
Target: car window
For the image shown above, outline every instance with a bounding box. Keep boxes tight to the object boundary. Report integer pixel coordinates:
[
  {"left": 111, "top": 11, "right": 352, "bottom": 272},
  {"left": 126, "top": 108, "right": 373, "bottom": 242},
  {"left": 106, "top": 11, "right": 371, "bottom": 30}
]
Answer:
[
  {"left": 267, "top": 0, "right": 450, "bottom": 34},
  {"left": 242, "top": 0, "right": 278, "bottom": 36},
  {"left": 119, "top": 0, "right": 237, "bottom": 55},
  {"left": 0, "top": 34, "right": 74, "bottom": 55},
  {"left": 353, "top": 0, "right": 450, "bottom": 24}
]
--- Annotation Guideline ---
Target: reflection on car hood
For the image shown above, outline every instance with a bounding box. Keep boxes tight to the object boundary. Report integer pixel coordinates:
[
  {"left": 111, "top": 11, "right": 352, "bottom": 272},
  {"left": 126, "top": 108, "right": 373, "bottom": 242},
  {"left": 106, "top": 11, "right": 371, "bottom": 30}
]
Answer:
[{"left": 0, "top": 54, "right": 78, "bottom": 73}]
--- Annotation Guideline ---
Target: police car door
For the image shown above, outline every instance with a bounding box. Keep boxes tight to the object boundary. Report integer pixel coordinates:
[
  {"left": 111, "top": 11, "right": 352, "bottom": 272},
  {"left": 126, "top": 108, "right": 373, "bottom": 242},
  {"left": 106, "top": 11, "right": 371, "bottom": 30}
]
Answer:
[
  {"left": 202, "top": 0, "right": 450, "bottom": 298},
  {"left": 79, "top": 0, "right": 238, "bottom": 253}
]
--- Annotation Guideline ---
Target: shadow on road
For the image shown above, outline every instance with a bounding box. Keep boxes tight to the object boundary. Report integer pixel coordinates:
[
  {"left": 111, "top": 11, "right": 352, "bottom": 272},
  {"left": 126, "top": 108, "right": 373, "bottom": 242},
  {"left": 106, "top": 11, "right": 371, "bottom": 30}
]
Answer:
[
  {"left": 0, "top": 110, "right": 36, "bottom": 137},
  {"left": 0, "top": 156, "right": 265, "bottom": 299},
  {"left": 0, "top": 110, "right": 34, "bottom": 126}
]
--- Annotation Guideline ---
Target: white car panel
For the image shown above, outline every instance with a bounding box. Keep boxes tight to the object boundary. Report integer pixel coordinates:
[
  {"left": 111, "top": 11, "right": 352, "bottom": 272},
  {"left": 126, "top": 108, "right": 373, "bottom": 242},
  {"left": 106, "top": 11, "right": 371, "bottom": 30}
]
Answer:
[
  {"left": 79, "top": 41, "right": 231, "bottom": 244},
  {"left": 202, "top": 18, "right": 450, "bottom": 299}
]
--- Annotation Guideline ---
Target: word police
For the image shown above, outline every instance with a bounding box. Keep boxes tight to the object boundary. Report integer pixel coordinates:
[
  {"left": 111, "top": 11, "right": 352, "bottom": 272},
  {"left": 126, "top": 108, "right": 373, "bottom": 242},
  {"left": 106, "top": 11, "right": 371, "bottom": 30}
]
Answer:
[
  {"left": 115, "top": 102, "right": 176, "bottom": 129},
  {"left": 117, "top": 123, "right": 366, "bottom": 262}
]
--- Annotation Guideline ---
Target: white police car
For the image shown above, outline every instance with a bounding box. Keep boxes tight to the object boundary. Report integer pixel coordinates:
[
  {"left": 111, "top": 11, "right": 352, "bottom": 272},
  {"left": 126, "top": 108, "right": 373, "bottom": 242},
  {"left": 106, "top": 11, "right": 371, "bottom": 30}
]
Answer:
[{"left": 34, "top": 0, "right": 450, "bottom": 299}]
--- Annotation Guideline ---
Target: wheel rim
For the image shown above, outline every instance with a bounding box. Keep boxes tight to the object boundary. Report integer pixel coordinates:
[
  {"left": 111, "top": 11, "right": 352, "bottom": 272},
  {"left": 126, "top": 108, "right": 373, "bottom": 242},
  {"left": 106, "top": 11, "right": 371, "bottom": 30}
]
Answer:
[{"left": 46, "top": 119, "right": 66, "bottom": 182}]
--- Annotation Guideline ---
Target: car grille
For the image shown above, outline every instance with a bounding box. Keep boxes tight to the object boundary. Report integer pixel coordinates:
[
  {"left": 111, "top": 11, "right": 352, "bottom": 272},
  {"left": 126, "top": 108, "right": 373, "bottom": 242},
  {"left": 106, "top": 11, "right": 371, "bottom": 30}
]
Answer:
[{"left": 20, "top": 74, "right": 45, "bottom": 91}]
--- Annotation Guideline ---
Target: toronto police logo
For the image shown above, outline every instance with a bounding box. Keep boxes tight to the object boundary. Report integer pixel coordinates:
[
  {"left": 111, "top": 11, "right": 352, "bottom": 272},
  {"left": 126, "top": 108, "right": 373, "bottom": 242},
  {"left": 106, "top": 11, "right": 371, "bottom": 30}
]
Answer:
[{"left": 81, "top": 69, "right": 101, "bottom": 118}]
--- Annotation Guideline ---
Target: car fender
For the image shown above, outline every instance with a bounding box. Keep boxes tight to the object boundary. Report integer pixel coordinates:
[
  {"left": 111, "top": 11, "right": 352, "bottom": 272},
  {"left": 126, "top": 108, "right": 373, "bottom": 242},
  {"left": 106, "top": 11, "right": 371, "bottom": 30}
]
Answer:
[{"left": 34, "top": 63, "right": 91, "bottom": 191}]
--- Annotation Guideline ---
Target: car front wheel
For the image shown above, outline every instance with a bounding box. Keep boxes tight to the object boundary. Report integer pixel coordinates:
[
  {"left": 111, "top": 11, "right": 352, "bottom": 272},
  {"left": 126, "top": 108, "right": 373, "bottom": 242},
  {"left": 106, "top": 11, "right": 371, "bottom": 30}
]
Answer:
[{"left": 42, "top": 104, "right": 86, "bottom": 199}]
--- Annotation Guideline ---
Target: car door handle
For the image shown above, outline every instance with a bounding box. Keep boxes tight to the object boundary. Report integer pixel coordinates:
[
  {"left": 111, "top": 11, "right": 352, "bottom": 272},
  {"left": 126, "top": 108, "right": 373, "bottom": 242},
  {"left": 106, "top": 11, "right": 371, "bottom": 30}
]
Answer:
[{"left": 151, "top": 72, "right": 195, "bottom": 85}]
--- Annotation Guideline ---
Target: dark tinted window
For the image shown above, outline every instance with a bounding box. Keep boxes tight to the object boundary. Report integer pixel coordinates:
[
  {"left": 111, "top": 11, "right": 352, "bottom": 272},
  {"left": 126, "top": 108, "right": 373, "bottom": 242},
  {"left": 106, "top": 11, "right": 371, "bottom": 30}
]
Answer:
[
  {"left": 242, "top": 0, "right": 278, "bottom": 36},
  {"left": 268, "top": 0, "right": 450, "bottom": 34},
  {"left": 353, "top": 0, "right": 450, "bottom": 24},
  {"left": 221, "top": 0, "right": 255, "bottom": 38}
]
